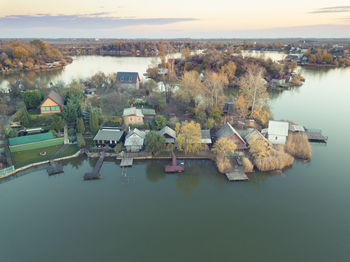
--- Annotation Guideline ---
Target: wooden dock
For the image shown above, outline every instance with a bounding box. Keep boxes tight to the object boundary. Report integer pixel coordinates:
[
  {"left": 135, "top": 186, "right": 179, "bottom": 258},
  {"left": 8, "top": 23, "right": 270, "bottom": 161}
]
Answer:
[
  {"left": 225, "top": 170, "right": 248, "bottom": 181},
  {"left": 305, "top": 128, "right": 327, "bottom": 142},
  {"left": 47, "top": 161, "right": 63, "bottom": 175},
  {"left": 84, "top": 152, "right": 105, "bottom": 180},
  {"left": 120, "top": 158, "right": 133, "bottom": 167}
]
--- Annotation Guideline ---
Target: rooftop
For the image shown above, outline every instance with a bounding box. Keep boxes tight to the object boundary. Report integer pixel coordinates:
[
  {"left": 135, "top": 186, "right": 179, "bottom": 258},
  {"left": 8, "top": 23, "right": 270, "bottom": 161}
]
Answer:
[
  {"left": 268, "top": 120, "right": 289, "bottom": 136},
  {"left": 45, "top": 90, "right": 64, "bottom": 106},
  {"left": 93, "top": 128, "right": 124, "bottom": 142},
  {"left": 116, "top": 72, "right": 140, "bottom": 84},
  {"left": 123, "top": 107, "right": 144, "bottom": 117}
]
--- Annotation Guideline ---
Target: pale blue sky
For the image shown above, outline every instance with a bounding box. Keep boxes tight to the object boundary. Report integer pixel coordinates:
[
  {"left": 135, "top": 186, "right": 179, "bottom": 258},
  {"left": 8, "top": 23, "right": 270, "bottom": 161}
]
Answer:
[{"left": 1, "top": 0, "right": 350, "bottom": 38}]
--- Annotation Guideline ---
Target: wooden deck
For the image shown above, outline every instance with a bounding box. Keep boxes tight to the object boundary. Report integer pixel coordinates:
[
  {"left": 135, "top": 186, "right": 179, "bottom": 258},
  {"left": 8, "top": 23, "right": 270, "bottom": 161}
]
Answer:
[
  {"left": 84, "top": 152, "right": 105, "bottom": 180},
  {"left": 225, "top": 170, "right": 248, "bottom": 181},
  {"left": 120, "top": 158, "right": 133, "bottom": 167},
  {"left": 47, "top": 161, "right": 63, "bottom": 175},
  {"left": 305, "top": 129, "right": 327, "bottom": 142}
]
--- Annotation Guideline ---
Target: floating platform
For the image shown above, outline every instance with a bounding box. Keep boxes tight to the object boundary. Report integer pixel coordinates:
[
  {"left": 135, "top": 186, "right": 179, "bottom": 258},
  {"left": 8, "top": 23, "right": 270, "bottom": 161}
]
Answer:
[
  {"left": 84, "top": 152, "right": 105, "bottom": 180},
  {"left": 305, "top": 129, "right": 328, "bottom": 142},
  {"left": 83, "top": 172, "right": 101, "bottom": 180},
  {"left": 120, "top": 158, "right": 133, "bottom": 167},
  {"left": 47, "top": 161, "right": 63, "bottom": 175},
  {"left": 225, "top": 171, "right": 248, "bottom": 181}
]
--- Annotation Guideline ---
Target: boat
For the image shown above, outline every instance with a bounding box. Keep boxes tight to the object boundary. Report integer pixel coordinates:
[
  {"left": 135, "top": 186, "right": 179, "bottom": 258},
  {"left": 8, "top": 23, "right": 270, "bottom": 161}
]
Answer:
[{"left": 165, "top": 153, "right": 184, "bottom": 173}]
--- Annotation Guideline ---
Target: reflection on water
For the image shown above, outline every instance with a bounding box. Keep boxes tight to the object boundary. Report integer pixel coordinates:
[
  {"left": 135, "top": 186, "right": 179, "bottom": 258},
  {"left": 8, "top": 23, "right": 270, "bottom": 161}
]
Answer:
[{"left": 146, "top": 161, "right": 166, "bottom": 182}]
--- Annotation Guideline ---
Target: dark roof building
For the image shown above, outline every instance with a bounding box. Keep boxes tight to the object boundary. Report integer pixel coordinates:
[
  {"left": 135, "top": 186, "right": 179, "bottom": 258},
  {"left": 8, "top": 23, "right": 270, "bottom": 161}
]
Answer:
[
  {"left": 39, "top": 90, "right": 64, "bottom": 114},
  {"left": 216, "top": 122, "right": 247, "bottom": 151},
  {"left": 159, "top": 126, "right": 176, "bottom": 144},
  {"left": 116, "top": 72, "right": 140, "bottom": 89}
]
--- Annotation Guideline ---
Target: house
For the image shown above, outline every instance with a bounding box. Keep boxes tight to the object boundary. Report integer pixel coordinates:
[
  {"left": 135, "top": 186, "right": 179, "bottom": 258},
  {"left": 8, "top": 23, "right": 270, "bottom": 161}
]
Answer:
[
  {"left": 267, "top": 120, "right": 289, "bottom": 145},
  {"left": 39, "top": 90, "right": 64, "bottom": 114},
  {"left": 223, "top": 102, "right": 236, "bottom": 121},
  {"left": 116, "top": 72, "right": 140, "bottom": 89},
  {"left": 141, "top": 108, "right": 156, "bottom": 123},
  {"left": 93, "top": 128, "right": 124, "bottom": 147},
  {"left": 216, "top": 122, "right": 247, "bottom": 151},
  {"left": 159, "top": 126, "right": 176, "bottom": 144},
  {"left": 124, "top": 128, "right": 146, "bottom": 152},
  {"left": 200, "top": 130, "right": 212, "bottom": 145},
  {"left": 123, "top": 107, "right": 144, "bottom": 126}
]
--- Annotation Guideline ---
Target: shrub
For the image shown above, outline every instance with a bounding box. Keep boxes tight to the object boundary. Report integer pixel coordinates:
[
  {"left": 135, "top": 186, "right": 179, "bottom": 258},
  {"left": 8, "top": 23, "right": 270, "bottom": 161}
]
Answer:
[
  {"left": 114, "top": 143, "right": 123, "bottom": 153},
  {"left": 77, "top": 133, "right": 86, "bottom": 148},
  {"left": 254, "top": 148, "right": 294, "bottom": 172},
  {"left": 242, "top": 157, "right": 254, "bottom": 173},
  {"left": 285, "top": 132, "right": 312, "bottom": 160},
  {"left": 216, "top": 156, "right": 232, "bottom": 173}
]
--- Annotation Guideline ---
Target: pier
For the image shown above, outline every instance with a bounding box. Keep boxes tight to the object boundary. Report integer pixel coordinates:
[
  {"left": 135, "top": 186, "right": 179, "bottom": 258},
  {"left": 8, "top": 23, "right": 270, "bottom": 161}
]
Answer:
[
  {"left": 47, "top": 161, "right": 63, "bottom": 175},
  {"left": 84, "top": 152, "right": 105, "bottom": 180},
  {"left": 305, "top": 128, "right": 328, "bottom": 142},
  {"left": 120, "top": 158, "right": 133, "bottom": 167},
  {"left": 225, "top": 170, "right": 248, "bottom": 181}
]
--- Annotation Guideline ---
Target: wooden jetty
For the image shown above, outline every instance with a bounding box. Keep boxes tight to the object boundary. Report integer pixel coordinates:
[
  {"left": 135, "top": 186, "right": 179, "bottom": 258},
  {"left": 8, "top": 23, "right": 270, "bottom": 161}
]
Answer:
[
  {"left": 225, "top": 170, "right": 248, "bottom": 181},
  {"left": 305, "top": 128, "right": 327, "bottom": 142},
  {"left": 84, "top": 152, "right": 105, "bottom": 180},
  {"left": 165, "top": 153, "right": 184, "bottom": 173},
  {"left": 47, "top": 161, "right": 63, "bottom": 175},
  {"left": 120, "top": 158, "right": 133, "bottom": 167}
]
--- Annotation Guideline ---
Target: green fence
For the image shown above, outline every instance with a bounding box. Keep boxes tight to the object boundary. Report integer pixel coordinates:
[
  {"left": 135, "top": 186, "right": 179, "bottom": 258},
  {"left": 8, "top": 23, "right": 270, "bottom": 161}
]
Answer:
[{"left": 9, "top": 137, "right": 64, "bottom": 152}]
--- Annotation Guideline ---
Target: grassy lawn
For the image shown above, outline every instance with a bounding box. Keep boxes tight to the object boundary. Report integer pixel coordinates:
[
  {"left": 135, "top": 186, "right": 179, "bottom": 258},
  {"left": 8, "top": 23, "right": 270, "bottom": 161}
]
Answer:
[{"left": 12, "top": 144, "right": 79, "bottom": 168}]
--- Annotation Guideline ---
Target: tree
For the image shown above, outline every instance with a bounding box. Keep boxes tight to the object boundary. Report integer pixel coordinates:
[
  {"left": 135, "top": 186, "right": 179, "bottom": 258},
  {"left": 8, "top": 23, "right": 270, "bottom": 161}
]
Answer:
[
  {"left": 211, "top": 137, "right": 237, "bottom": 156},
  {"left": 208, "top": 106, "right": 223, "bottom": 123},
  {"left": 89, "top": 111, "right": 99, "bottom": 134},
  {"left": 178, "top": 71, "right": 203, "bottom": 106},
  {"left": 77, "top": 133, "right": 86, "bottom": 148},
  {"left": 17, "top": 107, "right": 31, "bottom": 127},
  {"left": 176, "top": 121, "right": 203, "bottom": 154},
  {"left": 239, "top": 64, "right": 269, "bottom": 119},
  {"left": 202, "top": 72, "right": 228, "bottom": 109},
  {"left": 145, "top": 131, "right": 165, "bottom": 155},
  {"left": 181, "top": 47, "right": 191, "bottom": 60},
  {"left": 153, "top": 115, "right": 167, "bottom": 130},
  {"left": 23, "top": 90, "right": 43, "bottom": 109},
  {"left": 62, "top": 97, "right": 81, "bottom": 123},
  {"left": 51, "top": 115, "right": 65, "bottom": 133},
  {"left": 220, "top": 61, "right": 237, "bottom": 82},
  {"left": 7, "top": 128, "right": 18, "bottom": 138},
  {"left": 76, "top": 117, "right": 85, "bottom": 134},
  {"left": 249, "top": 138, "right": 272, "bottom": 158},
  {"left": 234, "top": 95, "right": 249, "bottom": 118}
]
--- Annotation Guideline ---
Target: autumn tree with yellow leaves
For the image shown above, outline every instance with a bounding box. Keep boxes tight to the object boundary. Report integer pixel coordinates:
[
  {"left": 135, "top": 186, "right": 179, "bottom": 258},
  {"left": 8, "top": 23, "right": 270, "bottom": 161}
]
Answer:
[{"left": 175, "top": 121, "right": 203, "bottom": 154}]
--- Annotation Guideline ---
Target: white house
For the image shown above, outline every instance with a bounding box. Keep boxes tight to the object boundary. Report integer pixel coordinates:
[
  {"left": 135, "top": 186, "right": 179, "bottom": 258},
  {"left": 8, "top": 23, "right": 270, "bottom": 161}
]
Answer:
[
  {"left": 267, "top": 120, "right": 289, "bottom": 145},
  {"left": 124, "top": 128, "right": 147, "bottom": 152}
]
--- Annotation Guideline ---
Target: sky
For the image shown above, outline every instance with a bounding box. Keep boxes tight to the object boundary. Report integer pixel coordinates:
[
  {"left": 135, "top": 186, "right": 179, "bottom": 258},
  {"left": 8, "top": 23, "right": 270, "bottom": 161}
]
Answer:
[{"left": 1, "top": 0, "right": 350, "bottom": 38}]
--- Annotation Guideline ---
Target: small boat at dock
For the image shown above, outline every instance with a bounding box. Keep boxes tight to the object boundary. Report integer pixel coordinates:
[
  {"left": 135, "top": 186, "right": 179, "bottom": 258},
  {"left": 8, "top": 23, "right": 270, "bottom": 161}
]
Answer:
[{"left": 165, "top": 153, "right": 184, "bottom": 173}]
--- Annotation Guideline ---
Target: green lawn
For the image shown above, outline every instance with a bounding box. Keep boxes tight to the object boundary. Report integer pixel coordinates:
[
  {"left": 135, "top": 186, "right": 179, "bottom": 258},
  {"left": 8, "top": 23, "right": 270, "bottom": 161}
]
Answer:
[{"left": 12, "top": 144, "right": 79, "bottom": 168}]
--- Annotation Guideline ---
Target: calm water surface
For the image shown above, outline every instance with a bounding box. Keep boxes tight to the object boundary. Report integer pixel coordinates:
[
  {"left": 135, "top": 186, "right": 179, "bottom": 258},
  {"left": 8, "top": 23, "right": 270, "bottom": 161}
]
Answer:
[{"left": 0, "top": 57, "right": 350, "bottom": 262}]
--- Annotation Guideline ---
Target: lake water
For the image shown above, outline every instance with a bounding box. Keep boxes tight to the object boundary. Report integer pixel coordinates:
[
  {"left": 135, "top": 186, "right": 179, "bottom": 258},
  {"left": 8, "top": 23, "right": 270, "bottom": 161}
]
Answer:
[{"left": 1, "top": 55, "right": 350, "bottom": 262}]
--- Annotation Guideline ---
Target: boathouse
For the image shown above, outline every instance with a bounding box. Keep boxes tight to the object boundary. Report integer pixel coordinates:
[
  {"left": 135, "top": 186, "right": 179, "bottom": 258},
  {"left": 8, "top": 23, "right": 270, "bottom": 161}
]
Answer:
[
  {"left": 267, "top": 120, "right": 289, "bottom": 145},
  {"left": 39, "top": 91, "right": 64, "bottom": 114},
  {"left": 125, "top": 128, "right": 146, "bottom": 152},
  {"left": 93, "top": 128, "right": 124, "bottom": 147},
  {"left": 116, "top": 72, "right": 140, "bottom": 89},
  {"left": 159, "top": 126, "right": 176, "bottom": 144}
]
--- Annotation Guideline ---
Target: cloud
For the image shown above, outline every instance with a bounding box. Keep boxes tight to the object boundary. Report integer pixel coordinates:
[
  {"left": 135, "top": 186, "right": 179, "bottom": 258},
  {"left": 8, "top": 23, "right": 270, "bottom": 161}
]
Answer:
[
  {"left": 0, "top": 13, "right": 197, "bottom": 29},
  {"left": 309, "top": 6, "right": 350, "bottom": 14}
]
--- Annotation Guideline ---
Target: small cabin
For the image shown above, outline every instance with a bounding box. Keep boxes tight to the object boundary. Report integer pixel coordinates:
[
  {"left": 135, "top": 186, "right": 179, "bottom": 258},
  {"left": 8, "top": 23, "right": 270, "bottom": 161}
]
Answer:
[
  {"left": 124, "top": 128, "right": 146, "bottom": 152},
  {"left": 39, "top": 91, "right": 64, "bottom": 114},
  {"left": 267, "top": 120, "right": 289, "bottom": 145},
  {"left": 93, "top": 128, "right": 124, "bottom": 147},
  {"left": 159, "top": 126, "right": 176, "bottom": 144}
]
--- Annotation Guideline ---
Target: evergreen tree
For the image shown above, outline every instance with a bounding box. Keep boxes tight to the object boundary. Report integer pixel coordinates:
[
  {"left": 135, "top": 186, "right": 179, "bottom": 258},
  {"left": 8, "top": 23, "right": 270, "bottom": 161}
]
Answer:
[
  {"left": 76, "top": 117, "right": 85, "bottom": 134},
  {"left": 89, "top": 111, "right": 99, "bottom": 134}
]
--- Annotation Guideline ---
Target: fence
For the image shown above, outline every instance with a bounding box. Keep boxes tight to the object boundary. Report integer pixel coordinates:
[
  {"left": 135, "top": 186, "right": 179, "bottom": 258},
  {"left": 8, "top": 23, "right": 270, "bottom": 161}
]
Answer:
[
  {"left": 9, "top": 138, "right": 64, "bottom": 152},
  {"left": 0, "top": 166, "right": 15, "bottom": 178}
]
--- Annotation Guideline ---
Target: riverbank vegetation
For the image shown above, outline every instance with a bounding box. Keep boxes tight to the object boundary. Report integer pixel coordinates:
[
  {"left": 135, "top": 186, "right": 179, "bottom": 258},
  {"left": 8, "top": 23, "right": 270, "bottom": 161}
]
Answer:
[{"left": 0, "top": 40, "right": 72, "bottom": 73}]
